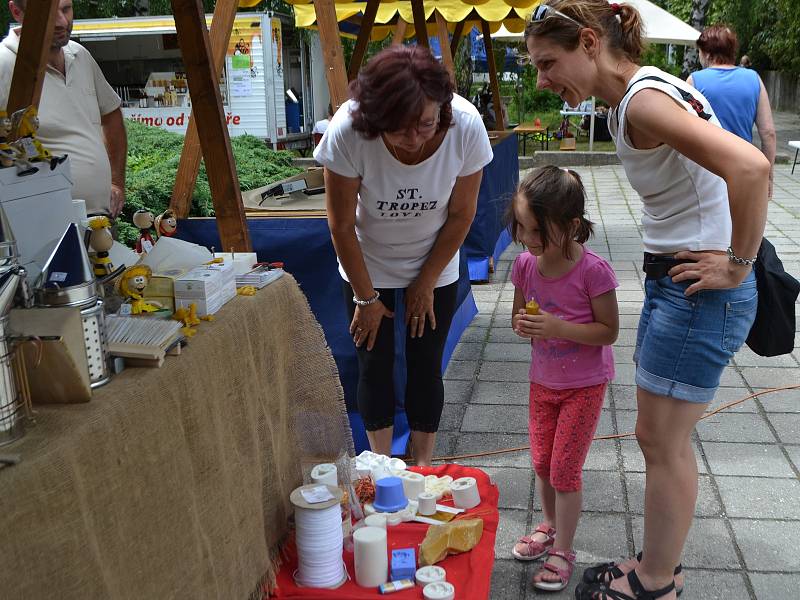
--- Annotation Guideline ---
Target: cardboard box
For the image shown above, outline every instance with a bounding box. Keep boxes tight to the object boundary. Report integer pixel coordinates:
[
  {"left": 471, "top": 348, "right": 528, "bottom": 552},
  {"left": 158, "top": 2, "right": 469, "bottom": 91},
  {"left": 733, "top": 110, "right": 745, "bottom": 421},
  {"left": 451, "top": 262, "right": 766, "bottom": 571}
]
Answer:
[
  {"left": 174, "top": 260, "right": 235, "bottom": 300},
  {"left": 144, "top": 267, "right": 189, "bottom": 298}
]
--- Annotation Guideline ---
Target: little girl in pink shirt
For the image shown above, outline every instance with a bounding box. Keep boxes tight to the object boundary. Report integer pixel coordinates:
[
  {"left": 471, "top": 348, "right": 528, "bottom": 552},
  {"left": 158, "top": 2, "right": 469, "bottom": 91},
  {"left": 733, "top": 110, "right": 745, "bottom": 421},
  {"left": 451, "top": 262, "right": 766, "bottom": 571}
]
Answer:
[{"left": 509, "top": 166, "right": 619, "bottom": 592}]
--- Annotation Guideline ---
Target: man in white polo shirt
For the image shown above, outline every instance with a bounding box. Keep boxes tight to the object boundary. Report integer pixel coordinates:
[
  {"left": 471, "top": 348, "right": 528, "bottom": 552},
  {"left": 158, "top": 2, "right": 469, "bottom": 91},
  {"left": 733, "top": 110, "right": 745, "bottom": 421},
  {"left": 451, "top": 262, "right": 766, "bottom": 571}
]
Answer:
[{"left": 0, "top": 0, "right": 127, "bottom": 217}]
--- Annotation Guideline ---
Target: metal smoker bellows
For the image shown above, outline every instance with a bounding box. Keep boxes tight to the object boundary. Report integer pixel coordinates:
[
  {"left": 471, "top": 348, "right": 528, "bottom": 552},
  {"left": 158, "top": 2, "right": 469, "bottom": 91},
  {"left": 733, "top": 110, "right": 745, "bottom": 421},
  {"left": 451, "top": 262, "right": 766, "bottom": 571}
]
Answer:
[
  {"left": 34, "top": 223, "right": 111, "bottom": 389},
  {"left": 0, "top": 206, "right": 28, "bottom": 446}
]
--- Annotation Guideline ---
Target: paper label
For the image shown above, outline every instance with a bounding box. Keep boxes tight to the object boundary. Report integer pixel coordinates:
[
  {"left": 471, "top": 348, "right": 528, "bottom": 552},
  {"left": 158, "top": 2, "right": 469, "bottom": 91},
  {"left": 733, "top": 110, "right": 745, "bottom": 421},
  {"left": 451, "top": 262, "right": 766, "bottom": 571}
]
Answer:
[
  {"left": 48, "top": 271, "right": 67, "bottom": 282},
  {"left": 118, "top": 304, "right": 132, "bottom": 316},
  {"left": 19, "top": 137, "right": 37, "bottom": 158},
  {"left": 300, "top": 486, "right": 335, "bottom": 504},
  {"left": 141, "top": 239, "right": 154, "bottom": 253}
]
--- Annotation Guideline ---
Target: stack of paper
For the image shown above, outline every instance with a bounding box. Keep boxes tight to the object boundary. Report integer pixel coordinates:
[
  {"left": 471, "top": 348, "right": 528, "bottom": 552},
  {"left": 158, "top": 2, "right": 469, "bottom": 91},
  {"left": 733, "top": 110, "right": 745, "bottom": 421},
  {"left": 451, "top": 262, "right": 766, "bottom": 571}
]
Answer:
[
  {"left": 174, "top": 260, "right": 236, "bottom": 316},
  {"left": 236, "top": 267, "right": 284, "bottom": 289}
]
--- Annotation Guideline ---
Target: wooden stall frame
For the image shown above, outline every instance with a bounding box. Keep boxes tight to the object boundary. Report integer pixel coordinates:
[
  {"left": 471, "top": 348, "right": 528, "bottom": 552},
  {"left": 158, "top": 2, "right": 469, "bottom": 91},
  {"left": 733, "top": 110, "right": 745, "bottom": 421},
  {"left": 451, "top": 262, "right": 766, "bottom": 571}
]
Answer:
[
  {"left": 434, "top": 10, "right": 455, "bottom": 84},
  {"left": 171, "top": 0, "right": 250, "bottom": 252},
  {"left": 347, "top": 0, "right": 380, "bottom": 81},
  {"left": 314, "top": 0, "right": 349, "bottom": 111},
  {"left": 480, "top": 18, "right": 505, "bottom": 130},
  {"left": 6, "top": 0, "right": 58, "bottom": 114},
  {"left": 170, "top": 0, "right": 240, "bottom": 219}
]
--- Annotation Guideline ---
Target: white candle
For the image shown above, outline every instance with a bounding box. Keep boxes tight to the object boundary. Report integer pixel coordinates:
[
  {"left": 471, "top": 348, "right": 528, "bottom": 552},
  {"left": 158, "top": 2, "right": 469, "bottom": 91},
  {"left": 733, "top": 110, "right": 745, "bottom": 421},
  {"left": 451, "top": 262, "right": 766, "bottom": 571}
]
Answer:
[
  {"left": 451, "top": 477, "right": 481, "bottom": 509},
  {"left": 310, "top": 463, "right": 338, "bottom": 487},
  {"left": 353, "top": 526, "right": 388, "bottom": 587}
]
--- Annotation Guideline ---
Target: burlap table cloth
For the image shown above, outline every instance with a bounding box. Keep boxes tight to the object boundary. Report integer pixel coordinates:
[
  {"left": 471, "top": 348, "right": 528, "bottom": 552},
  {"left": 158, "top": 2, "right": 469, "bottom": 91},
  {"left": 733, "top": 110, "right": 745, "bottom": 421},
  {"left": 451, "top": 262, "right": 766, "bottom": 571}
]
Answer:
[{"left": 0, "top": 274, "right": 353, "bottom": 599}]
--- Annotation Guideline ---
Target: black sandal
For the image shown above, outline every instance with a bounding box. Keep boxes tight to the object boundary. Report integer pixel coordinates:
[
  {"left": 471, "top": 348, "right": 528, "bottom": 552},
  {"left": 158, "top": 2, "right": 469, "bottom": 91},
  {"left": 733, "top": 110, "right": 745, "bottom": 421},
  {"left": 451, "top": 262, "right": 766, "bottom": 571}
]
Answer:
[
  {"left": 575, "top": 569, "right": 675, "bottom": 600},
  {"left": 582, "top": 552, "right": 683, "bottom": 596}
]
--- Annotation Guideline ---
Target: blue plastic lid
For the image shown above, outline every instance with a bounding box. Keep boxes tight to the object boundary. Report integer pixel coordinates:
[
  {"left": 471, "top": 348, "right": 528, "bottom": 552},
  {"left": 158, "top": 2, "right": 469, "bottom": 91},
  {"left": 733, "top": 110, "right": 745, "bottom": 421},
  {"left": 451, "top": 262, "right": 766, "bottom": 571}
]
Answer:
[{"left": 372, "top": 476, "right": 409, "bottom": 513}]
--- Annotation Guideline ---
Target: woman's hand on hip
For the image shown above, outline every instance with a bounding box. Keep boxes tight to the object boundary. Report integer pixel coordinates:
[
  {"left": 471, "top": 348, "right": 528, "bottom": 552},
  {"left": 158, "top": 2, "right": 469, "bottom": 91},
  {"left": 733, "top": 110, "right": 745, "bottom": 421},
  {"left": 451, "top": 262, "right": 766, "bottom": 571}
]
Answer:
[
  {"left": 670, "top": 251, "right": 751, "bottom": 295},
  {"left": 351, "top": 301, "right": 394, "bottom": 351},
  {"left": 405, "top": 279, "right": 436, "bottom": 338}
]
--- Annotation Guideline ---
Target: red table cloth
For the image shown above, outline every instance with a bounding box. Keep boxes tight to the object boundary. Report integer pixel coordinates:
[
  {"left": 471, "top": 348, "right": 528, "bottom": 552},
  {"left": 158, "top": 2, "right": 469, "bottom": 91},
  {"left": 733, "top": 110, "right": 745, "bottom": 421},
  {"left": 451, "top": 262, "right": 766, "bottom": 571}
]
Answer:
[{"left": 270, "top": 464, "right": 499, "bottom": 600}]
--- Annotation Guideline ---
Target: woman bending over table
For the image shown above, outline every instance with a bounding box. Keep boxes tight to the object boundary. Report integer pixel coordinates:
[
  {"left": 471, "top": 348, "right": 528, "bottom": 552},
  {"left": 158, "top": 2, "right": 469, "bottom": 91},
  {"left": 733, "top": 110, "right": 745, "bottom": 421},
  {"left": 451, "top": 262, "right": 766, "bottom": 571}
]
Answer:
[{"left": 314, "top": 45, "right": 493, "bottom": 465}]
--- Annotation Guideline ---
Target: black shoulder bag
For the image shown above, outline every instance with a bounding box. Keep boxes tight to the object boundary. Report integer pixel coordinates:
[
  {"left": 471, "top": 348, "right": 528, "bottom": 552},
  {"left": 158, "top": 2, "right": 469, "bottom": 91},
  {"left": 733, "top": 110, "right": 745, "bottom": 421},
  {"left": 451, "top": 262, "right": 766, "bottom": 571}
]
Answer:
[
  {"left": 745, "top": 239, "right": 800, "bottom": 356},
  {"left": 624, "top": 75, "right": 800, "bottom": 356}
]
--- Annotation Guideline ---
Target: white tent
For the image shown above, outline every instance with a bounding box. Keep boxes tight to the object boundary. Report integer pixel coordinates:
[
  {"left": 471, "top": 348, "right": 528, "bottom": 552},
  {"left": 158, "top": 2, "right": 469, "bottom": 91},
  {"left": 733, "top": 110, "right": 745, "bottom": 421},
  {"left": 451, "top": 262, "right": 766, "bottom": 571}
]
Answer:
[
  {"left": 485, "top": 0, "right": 700, "bottom": 150},
  {"left": 488, "top": 0, "right": 700, "bottom": 46}
]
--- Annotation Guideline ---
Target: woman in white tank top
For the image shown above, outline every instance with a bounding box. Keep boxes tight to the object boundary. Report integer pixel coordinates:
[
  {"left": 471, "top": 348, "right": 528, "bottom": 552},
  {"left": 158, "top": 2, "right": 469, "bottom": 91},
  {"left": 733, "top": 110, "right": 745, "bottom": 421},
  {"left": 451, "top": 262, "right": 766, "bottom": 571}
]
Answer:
[{"left": 524, "top": 2, "right": 769, "bottom": 600}]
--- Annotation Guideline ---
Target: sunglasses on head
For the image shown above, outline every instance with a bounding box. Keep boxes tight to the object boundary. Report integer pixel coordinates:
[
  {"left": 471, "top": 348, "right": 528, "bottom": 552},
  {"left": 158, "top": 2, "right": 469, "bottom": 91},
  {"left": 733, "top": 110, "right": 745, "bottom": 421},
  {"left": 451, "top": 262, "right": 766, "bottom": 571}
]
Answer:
[{"left": 530, "top": 4, "right": 583, "bottom": 28}]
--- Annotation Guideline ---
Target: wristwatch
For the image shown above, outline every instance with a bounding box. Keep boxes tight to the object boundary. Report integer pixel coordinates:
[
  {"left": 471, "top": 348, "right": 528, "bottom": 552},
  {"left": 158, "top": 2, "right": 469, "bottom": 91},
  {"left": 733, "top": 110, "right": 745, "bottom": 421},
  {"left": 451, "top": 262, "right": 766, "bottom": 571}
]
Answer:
[
  {"left": 727, "top": 246, "right": 757, "bottom": 267},
  {"left": 353, "top": 290, "right": 380, "bottom": 306}
]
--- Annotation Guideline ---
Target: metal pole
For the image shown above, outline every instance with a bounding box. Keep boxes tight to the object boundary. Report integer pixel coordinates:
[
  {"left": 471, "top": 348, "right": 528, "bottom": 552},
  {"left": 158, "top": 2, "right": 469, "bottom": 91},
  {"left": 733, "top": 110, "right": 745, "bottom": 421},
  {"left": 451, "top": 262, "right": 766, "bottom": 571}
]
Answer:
[{"left": 589, "top": 96, "right": 596, "bottom": 152}]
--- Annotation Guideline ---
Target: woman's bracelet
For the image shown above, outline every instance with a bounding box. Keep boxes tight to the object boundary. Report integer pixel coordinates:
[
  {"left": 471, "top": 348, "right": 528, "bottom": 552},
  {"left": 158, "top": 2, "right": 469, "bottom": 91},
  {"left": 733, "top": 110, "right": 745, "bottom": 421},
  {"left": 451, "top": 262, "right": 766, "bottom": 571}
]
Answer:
[
  {"left": 353, "top": 290, "right": 380, "bottom": 306},
  {"left": 727, "top": 246, "right": 757, "bottom": 267}
]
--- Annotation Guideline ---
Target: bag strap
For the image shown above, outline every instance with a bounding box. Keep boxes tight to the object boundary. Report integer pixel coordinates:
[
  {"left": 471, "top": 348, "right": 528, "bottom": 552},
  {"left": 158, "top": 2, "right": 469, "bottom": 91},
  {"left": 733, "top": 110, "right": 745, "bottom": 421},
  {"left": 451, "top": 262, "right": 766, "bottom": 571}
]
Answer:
[{"left": 622, "top": 75, "right": 713, "bottom": 121}]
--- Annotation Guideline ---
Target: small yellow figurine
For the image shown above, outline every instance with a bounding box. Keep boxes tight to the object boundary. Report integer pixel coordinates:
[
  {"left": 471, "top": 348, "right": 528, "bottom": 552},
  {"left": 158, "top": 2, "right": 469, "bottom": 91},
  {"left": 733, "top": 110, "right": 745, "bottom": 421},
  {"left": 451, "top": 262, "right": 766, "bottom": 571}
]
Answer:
[
  {"left": 525, "top": 299, "right": 540, "bottom": 315},
  {"left": 0, "top": 111, "right": 16, "bottom": 168},
  {"left": 86, "top": 216, "right": 114, "bottom": 277},
  {"left": 10, "top": 106, "right": 66, "bottom": 171},
  {"left": 116, "top": 265, "right": 162, "bottom": 315},
  {"left": 172, "top": 303, "right": 201, "bottom": 336}
]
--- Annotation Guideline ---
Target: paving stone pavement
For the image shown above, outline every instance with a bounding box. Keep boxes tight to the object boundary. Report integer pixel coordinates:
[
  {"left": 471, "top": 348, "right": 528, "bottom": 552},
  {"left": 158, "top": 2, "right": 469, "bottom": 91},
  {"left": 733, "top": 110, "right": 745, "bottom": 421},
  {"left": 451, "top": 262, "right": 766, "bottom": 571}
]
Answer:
[{"left": 440, "top": 165, "right": 800, "bottom": 599}]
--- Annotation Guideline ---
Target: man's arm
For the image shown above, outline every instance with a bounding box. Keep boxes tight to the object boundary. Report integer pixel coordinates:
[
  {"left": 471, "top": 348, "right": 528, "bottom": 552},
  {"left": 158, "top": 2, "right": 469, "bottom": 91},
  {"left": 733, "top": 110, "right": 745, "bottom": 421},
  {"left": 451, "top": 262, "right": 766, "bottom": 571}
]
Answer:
[{"left": 101, "top": 107, "right": 127, "bottom": 217}]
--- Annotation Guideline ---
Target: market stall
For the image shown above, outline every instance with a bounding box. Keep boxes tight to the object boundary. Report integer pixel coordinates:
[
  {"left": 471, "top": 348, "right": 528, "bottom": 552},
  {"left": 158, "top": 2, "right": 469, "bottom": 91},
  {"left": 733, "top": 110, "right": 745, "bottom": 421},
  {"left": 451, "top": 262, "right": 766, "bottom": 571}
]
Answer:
[{"left": 0, "top": 275, "right": 352, "bottom": 599}]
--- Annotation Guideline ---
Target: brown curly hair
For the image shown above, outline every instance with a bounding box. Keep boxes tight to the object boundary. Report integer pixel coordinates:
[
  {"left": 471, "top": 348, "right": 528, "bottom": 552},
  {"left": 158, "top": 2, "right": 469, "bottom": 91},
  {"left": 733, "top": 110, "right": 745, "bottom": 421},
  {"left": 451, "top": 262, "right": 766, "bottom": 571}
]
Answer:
[{"left": 348, "top": 45, "right": 454, "bottom": 139}]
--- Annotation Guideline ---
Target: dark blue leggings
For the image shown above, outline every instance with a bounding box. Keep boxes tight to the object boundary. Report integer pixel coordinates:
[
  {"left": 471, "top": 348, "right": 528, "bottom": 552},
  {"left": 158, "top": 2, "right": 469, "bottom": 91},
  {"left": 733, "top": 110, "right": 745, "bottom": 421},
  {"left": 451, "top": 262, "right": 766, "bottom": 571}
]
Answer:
[{"left": 342, "top": 280, "right": 459, "bottom": 433}]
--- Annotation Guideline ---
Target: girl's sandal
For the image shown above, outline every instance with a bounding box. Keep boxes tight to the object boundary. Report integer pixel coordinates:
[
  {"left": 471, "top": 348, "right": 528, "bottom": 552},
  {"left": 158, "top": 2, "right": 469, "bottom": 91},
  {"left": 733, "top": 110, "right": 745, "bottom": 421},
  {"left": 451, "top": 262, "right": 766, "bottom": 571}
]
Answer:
[
  {"left": 532, "top": 548, "right": 576, "bottom": 592},
  {"left": 575, "top": 569, "right": 676, "bottom": 600},
  {"left": 581, "top": 552, "right": 684, "bottom": 596},
  {"left": 511, "top": 523, "right": 556, "bottom": 561}
]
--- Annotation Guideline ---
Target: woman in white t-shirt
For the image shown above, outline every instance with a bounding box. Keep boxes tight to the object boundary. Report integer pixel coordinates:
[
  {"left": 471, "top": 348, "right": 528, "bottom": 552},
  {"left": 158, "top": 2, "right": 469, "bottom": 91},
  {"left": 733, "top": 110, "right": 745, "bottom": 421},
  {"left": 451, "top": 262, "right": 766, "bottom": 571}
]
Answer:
[
  {"left": 524, "top": 2, "right": 769, "bottom": 599},
  {"left": 314, "top": 46, "right": 493, "bottom": 466}
]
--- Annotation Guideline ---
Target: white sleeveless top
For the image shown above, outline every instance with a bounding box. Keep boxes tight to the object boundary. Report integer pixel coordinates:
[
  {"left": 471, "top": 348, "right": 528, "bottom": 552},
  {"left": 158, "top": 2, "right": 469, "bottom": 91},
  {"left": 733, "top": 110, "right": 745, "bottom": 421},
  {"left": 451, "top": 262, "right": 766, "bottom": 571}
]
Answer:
[{"left": 609, "top": 66, "right": 732, "bottom": 254}]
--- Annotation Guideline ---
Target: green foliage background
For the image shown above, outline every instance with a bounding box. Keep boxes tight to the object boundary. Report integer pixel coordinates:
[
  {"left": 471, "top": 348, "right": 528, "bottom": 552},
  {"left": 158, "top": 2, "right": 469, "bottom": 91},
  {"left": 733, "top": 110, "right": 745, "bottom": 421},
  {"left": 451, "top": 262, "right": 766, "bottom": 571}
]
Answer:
[{"left": 119, "top": 119, "right": 300, "bottom": 246}]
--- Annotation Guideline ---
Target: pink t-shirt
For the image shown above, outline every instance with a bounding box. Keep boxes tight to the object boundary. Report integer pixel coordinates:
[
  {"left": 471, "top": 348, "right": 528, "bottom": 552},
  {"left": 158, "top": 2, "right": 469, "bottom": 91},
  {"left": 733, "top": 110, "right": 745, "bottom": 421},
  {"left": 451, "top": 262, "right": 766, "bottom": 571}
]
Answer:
[{"left": 511, "top": 247, "right": 618, "bottom": 390}]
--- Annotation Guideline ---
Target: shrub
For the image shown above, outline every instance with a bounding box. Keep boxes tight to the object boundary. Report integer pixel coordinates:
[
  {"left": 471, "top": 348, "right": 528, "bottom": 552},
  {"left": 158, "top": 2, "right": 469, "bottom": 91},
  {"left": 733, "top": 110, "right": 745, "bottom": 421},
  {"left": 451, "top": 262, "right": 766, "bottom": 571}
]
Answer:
[{"left": 120, "top": 120, "right": 301, "bottom": 246}]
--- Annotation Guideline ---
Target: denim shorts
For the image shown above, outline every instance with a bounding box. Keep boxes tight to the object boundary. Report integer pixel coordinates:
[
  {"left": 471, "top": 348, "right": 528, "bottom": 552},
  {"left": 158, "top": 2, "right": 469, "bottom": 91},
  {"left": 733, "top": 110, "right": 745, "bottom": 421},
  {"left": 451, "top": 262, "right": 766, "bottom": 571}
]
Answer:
[{"left": 633, "top": 271, "right": 757, "bottom": 403}]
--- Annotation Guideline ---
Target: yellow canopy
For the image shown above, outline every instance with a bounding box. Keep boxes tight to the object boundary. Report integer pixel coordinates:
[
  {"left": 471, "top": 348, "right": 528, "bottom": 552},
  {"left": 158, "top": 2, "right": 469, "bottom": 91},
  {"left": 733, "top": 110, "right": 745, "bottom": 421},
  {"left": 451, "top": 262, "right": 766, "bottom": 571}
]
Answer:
[{"left": 293, "top": 0, "right": 543, "bottom": 40}]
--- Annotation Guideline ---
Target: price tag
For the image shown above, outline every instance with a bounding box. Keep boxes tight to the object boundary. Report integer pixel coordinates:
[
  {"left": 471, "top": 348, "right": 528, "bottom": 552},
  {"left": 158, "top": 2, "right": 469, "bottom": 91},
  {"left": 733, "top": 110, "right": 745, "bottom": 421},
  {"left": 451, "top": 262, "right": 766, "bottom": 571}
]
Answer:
[
  {"left": 48, "top": 271, "right": 67, "bottom": 282},
  {"left": 118, "top": 304, "right": 132, "bottom": 316},
  {"left": 300, "top": 485, "right": 335, "bottom": 504},
  {"left": 141, "top": 239, "right": 154, "bottom": 253}
]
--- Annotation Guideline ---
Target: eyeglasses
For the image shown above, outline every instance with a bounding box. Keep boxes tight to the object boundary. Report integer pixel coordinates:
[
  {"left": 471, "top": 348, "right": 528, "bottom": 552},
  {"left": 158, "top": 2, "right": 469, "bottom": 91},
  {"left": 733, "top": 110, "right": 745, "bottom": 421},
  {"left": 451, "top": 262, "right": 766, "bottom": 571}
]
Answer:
[
  {"left": 530, "top": 4, "right": 583, "bottom": 29},
  {"left": 389, "top": 114, "right": 440, "bottom": 137}
]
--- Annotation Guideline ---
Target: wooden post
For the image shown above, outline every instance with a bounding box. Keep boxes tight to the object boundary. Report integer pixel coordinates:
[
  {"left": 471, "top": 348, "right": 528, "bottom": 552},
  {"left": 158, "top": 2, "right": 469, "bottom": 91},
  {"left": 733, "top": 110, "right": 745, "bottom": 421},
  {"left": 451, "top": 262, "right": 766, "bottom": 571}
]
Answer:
[
  {"left": 347, "top": 0, "right": 380, "bottom": 81},
  {"left": 171, "top": 0, "right": 250, "bottom": 251},
  {"left": 480, "top": 19, "right": 505, "bottom": 130},
  {"left": 170, "top": 0, "right": 239, "bottom": 219},
  {"left": 392, "top": 19, "right": 407, "bottom": 45},
  {"left": 410, "top": 0, "right": 428, "bottom": 48},
  {"left": 6, "top": 0, "right": 58, "bottom": 114},
  {"left": 434, "top": 11, "right": 454, "bottom": 84},
  {"left": 450, "top": 21, "right": 465, "bottom": 58},
  {"left": 314, "top": 0, "right": 349, "bottom": 110}
]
